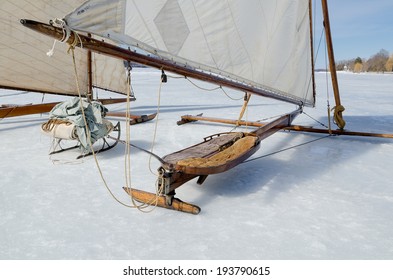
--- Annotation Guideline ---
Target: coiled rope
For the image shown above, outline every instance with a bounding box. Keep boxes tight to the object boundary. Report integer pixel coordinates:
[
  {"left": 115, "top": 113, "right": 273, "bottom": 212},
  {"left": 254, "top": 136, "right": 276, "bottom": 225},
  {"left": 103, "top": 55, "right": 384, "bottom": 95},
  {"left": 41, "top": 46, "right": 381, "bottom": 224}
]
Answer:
[{"left": 332, "top": 105, "right": 346, "bottom": 130}]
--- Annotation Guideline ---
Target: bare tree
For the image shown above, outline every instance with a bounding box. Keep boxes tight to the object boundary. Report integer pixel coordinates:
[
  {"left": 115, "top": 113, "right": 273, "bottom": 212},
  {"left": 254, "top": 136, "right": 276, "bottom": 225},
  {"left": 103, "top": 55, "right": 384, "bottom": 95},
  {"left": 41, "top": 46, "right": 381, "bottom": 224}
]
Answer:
[
  {"left": 330, "top": 50, "right": 392, "bottom": 73},
  {"left": 385, "top": 54, "right": 393, "bottom": 72},
  {"left": 365, "top": 49, "right": 389, "bottom": 72}
]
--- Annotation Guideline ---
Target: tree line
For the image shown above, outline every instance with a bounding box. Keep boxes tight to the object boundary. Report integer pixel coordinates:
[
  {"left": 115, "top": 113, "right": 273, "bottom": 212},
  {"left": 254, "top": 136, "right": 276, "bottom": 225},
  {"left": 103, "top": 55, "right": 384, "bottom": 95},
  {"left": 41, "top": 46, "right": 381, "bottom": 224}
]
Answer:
[{"left": 335, "top": 49, "right": 393, "bottom": 73}]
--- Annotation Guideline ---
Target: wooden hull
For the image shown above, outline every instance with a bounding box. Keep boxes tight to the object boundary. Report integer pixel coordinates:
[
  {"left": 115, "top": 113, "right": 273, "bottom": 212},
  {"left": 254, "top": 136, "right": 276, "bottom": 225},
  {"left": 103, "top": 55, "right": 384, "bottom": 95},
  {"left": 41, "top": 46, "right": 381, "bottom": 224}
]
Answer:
[
  {"left": 162, "top": 132, "right": 260, "bottom": 175},
  {"left": 156, "top": 109, "right": 302, "bottom": 203},
  {"left": 123, "top": 109, "right": 300, "bottom": 214}
]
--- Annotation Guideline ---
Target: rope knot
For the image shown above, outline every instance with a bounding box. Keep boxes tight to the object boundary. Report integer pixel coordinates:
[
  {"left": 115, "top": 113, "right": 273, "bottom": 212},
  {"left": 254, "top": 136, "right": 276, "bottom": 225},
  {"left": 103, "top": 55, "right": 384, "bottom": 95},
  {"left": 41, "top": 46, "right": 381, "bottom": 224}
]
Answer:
[
  {"left": 332, "top": 105, "right": 346, "bottom": 130},
  {"left": 46, "top": 18, "right": 82, "bottom": 56}
]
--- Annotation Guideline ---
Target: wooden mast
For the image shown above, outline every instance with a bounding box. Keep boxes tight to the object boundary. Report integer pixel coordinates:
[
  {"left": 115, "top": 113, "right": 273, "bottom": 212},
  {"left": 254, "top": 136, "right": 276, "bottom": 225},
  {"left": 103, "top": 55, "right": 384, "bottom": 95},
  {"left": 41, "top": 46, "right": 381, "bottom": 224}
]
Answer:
[
  {"left": 308, "top": 0, "right": 316, "bottom": 103},
  {"left": 321, "top": 0, "right": 345, "bottom": 129},
  {"left": 87, "top": 34, "right": 93, "bottom": 101}
]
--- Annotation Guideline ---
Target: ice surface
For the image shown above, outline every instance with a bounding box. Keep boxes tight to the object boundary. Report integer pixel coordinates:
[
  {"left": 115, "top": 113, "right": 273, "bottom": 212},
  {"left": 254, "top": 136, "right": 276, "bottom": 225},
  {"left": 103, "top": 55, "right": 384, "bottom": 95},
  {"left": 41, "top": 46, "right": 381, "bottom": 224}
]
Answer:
[{"left": 1, "top": 70, "right": 393, "bottom": 259}]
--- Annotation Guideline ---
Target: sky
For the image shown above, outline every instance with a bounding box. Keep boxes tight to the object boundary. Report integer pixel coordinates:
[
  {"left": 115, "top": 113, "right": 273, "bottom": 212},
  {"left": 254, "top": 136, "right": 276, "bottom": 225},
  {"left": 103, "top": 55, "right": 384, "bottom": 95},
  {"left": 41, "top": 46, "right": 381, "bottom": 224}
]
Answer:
[{"left": 314, "top": 0, "right": 393, "bottom": 68}]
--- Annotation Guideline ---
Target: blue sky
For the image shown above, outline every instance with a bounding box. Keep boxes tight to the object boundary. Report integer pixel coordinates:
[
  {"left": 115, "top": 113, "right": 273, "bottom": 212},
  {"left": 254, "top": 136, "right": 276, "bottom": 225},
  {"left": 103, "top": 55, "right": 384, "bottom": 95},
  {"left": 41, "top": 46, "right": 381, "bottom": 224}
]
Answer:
[{"left": 313, "top": 0, "right": 393, "bottom": 68}]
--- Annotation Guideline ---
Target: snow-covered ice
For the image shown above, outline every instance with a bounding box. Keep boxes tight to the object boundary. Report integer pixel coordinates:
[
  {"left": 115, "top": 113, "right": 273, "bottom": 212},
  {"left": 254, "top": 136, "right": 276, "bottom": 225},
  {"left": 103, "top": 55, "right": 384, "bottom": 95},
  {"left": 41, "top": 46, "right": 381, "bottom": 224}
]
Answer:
[{"left": 1, "top": 70, "right": 393, "bottom": 259}]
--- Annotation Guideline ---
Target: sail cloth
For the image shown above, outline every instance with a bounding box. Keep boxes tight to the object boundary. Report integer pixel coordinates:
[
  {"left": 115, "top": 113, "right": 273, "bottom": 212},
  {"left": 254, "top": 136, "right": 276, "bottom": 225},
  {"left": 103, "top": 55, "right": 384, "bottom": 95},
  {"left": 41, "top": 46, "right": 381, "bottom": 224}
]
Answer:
[
  {"left": 42, "top": 97, "right": 113, "bottom": 151},
  {"left": 0, "top": 0, "right": 128, "bottom": 96},
  {"left": 65, "top": 0, "right": 315, "bottom": 107}
]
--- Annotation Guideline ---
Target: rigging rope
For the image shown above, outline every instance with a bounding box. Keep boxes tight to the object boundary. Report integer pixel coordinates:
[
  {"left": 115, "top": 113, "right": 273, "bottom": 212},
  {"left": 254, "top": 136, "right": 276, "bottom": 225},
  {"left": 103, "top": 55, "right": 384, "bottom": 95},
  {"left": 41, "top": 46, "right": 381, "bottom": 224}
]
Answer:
[
  {"left": 302, "top": 111, "right": 329, "bottom": 129},
  {"left": 147, "top": 71, "right": 165, "bottom": 177},
  {"left": 124, "top": 66, "right": 133, "bottom": 204},
  {"left": 69, "top": 45, "right": 129, "bottom": 206},
  {"left": 67, "top": 39, "right": 158, "bottom": 212},
  {"left": 323, "top": 33, "right": 333, "bottom": 134},
  {"left": 167, "top": 74, "right": 243, "bottom": 100},
  {"left": 46, "top": 19, "right": 74, "bottom": 57},
  {"left": 242, "top": 134, "right": 333, "bottom": 164},
  {"left": 124, "top": 66, "right": 161, "bottom": 213}
]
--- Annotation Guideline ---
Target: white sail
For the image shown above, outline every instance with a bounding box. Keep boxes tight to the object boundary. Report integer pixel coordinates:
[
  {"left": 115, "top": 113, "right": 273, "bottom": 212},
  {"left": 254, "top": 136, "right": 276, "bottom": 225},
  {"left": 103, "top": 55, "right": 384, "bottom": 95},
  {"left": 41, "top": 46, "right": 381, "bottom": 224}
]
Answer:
[
  {"left": 64, "top": 0, "right": 126, "bottom": 36},
  {"left": 0, "top": 0, "right": 128, "bottom": 96},
  {"left": 65, "top": 0, "right": 315, "bottom": 106}
]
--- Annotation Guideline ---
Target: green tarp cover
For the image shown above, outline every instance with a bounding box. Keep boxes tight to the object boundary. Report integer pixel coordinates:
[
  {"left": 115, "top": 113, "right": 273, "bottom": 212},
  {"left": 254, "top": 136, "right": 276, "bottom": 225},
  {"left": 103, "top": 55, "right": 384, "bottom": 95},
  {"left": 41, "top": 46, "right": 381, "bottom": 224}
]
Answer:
[{"left": 49, "top": 97, "right": 110, "bottom": 151}]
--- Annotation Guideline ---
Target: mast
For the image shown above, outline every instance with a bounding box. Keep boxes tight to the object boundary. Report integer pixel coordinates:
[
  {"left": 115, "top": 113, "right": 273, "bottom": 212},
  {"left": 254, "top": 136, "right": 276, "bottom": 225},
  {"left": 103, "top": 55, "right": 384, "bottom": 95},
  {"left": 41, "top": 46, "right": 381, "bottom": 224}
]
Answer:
[
  {"left": 87, "top": 34, "right": 93, "bottom": 101},
  {"left": 321, "top": 0, "right": 346, "bottom": 129},
  {"left": 308, "top": 0, "right": 316, "bottom": 104}
]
